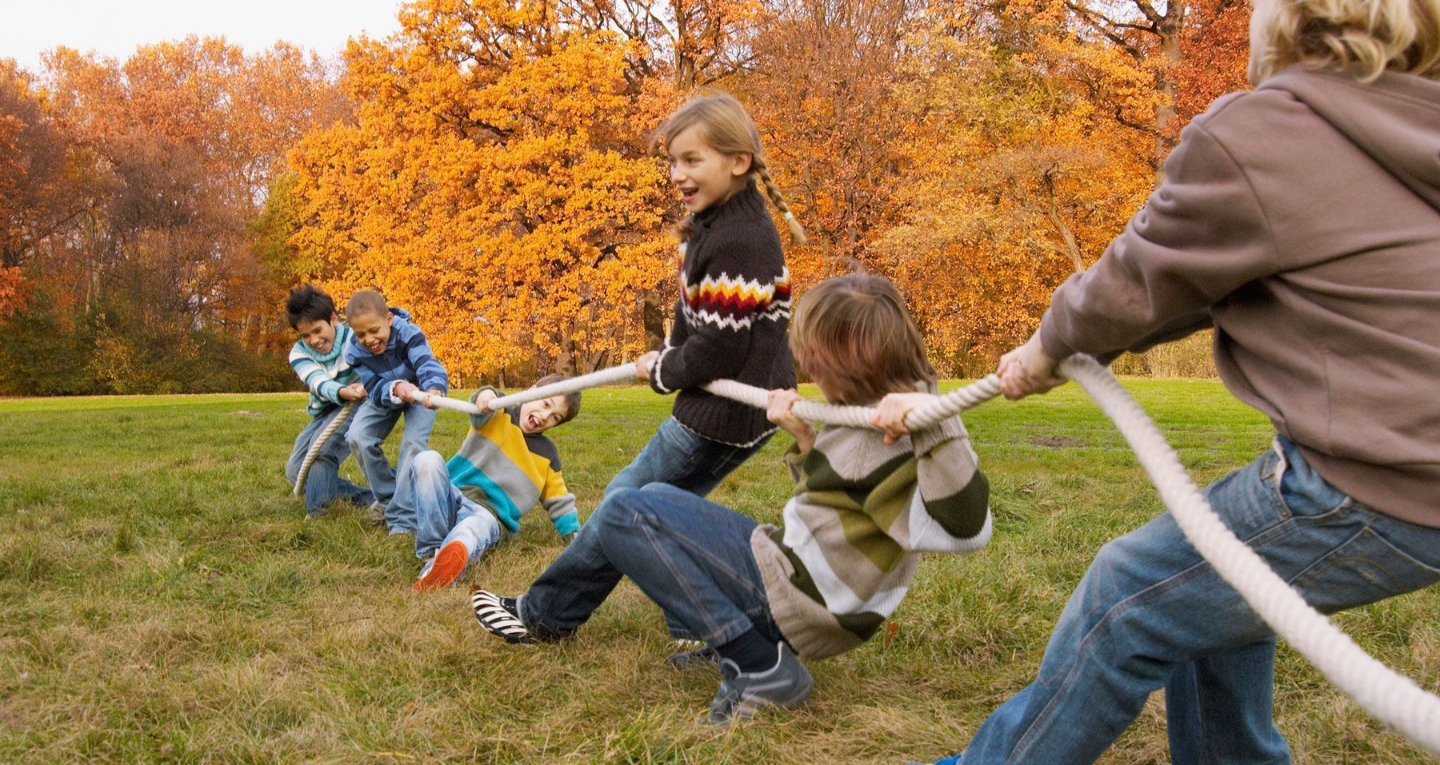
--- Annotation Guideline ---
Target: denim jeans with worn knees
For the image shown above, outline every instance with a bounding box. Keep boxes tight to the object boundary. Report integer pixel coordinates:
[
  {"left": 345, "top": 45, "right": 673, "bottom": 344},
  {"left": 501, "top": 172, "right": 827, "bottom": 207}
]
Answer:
[
  {"left": 519, "top": 484, "right": 782, "bottom": 647},
  {"left": 408, "top": 450, "right": 502, "bottom": 561},
  {"left": 345, "top": 399, "right": 436, "bottom": 532},
  {"left": 605, "top": 417, "right": 773, "bottom": 498},
  {"left": 960, "top": 435, "right": 1440, "bottom": 765},
  {"left": 284, "top": 404, "right": 372, "bottom": 515}
]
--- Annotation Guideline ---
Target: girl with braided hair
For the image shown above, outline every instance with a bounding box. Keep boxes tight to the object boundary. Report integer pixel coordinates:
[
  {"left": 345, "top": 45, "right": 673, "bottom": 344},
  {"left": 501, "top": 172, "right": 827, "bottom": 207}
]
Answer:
[{"left": 617, "top": 92, "right": 808, "bottom": 500}]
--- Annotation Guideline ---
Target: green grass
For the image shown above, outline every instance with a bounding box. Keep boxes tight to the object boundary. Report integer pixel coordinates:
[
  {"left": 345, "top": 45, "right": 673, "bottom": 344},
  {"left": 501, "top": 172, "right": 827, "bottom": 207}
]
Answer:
[{"left": 1, "top": 381, "right": 1436, "bottom": 763}]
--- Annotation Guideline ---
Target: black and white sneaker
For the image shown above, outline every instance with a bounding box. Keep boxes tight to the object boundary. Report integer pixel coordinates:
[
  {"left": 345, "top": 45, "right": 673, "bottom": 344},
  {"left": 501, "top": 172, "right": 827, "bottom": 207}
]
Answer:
[{"left": 470, "top": 588, "right": 532, "bottom": 644}]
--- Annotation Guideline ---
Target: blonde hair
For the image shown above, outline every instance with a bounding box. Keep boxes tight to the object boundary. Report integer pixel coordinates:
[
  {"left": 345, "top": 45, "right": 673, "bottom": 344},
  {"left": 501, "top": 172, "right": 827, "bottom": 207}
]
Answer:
[
  {"left": 1250, "top": 0, "right": 1440, "bottom": 82},
  {"left": 654, "top": 92, "right": 808, "bottom": 246},
  {"left": 790, "top": 274, "right": 935, "bottom": 406}
]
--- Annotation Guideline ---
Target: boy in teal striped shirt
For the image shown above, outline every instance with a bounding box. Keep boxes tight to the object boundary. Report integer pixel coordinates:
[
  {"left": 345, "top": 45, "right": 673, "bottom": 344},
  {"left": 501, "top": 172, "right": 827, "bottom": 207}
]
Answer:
[{"left": 283, "top": 284, "right": 374, "bottom": 516}]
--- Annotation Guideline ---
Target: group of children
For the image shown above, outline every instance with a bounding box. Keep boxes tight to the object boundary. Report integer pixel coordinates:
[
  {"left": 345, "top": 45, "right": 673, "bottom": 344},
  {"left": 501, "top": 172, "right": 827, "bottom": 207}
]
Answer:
[
  {"left": 280, "top": 93, "right": 993, "bottom": 727},
  {"left": 278, "top": 13, "right": 1440, "bottom": 757},
  {"left": 284, "top": 284, "right": 583, "bottom": 591}
]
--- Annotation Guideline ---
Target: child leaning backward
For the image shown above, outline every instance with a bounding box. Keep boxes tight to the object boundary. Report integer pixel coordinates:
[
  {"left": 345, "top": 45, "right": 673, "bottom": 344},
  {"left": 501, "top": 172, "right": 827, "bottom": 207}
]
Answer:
[
  {"left": 472, "top": 275, "right": 992, "bottom": 726},
  {"left": 343, "top": 289, "right": 449, "bottom": 535},
  {"left": 617, "top": 91, "right": 807, "bottom": 498},
  {"left": 282, "top": 284, "right": 374, "bottom": 517},
  {"left": 408, "top": 375, "right": 584, "bottom": 591},
  {"left": 919, "top": 0, "right": 1440, "bottom": 760}
]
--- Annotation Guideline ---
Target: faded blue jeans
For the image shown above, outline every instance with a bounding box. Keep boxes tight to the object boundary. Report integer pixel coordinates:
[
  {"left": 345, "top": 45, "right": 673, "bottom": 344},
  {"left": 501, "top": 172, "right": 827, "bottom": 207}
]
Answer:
[
  {"left": 518, "top": 483, "right": 783, "bottom": 647},
  {"left": 605, "top": 417, "right": 773, "bottom": 498},
  {"left": 407, "top": 450, "right": 503, "bottom": 562},
  {"left": 346, "top": 399, "right": 436, "bottom": 533},
  {"left": 954, "top": 436, "right": 1440, "bottom": 765},
  {"left": 284, "top": 404, "right": 372, "bottom": 516}
]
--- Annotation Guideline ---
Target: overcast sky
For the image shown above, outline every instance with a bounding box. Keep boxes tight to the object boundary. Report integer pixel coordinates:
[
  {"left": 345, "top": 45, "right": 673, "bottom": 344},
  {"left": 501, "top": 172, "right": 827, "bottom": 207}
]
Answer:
[{"left": 1, "top": 0, "right": 406, "bottom": 72}]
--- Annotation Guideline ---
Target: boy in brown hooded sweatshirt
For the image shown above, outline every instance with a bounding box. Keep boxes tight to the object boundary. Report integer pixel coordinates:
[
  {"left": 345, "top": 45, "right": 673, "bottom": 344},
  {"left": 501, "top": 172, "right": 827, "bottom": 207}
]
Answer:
[{"left": 910, "top": 0, "right": 1440, "bottom": 760}]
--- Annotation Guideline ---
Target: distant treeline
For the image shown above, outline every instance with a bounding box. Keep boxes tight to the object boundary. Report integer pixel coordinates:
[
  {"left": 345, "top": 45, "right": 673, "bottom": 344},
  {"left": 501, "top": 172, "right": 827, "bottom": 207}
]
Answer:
[{"left": 0, "top": 0, "right": 1247, "bottom": 395}]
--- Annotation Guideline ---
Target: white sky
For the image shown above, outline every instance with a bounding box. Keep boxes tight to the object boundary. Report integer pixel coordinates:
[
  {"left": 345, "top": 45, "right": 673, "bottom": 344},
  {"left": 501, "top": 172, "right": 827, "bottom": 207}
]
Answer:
[{"left": 1, "top": 0, "right": 406, "bottom": 73}]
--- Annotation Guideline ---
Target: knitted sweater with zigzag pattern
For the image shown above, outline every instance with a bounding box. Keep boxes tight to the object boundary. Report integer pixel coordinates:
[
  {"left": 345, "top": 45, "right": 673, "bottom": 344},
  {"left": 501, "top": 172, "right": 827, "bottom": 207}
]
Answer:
[{"left": 649, "top": 182, "right": 797, "bottom": 446}]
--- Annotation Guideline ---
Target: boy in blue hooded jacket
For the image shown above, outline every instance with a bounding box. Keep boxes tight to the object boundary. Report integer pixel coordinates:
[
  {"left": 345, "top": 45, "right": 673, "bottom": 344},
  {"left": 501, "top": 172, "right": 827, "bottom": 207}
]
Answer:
[{"left": 343, "top": 289, "right": 449, "bottom": 534}]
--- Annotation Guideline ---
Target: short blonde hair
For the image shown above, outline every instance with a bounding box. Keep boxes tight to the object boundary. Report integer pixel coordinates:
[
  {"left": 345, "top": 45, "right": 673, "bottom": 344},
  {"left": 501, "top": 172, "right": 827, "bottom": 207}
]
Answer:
[
  {"left": 655, "top": 91, "right": 808, "bottom": 245},
  {"left": 790, "top": 274, "right": 935, "bottom": 406},
  {"left": 1251, "top": 0, "right": 1440, "bottom": 82}
]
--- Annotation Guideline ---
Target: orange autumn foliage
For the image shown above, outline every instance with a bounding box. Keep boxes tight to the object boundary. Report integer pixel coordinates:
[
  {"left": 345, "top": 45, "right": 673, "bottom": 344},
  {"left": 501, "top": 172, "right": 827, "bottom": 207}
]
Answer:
[{"left": 288, "top": 0, "right": 677, "bottom": 380}]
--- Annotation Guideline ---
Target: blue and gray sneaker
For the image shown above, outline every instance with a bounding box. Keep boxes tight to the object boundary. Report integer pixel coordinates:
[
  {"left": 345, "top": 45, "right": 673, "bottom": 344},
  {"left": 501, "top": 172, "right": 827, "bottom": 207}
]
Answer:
[{"left": 705, "top": 642, "right": 813, "bottom": 726}]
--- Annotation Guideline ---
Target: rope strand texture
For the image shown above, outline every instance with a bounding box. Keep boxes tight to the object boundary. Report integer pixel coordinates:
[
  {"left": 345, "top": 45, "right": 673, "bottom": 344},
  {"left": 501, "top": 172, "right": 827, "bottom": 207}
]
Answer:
[
  {"left": 291, "top": 400, "right": 358, "bottom": 496},
  {"left": 1058, "top": 354, "right": 1440, "bottom": 755}
]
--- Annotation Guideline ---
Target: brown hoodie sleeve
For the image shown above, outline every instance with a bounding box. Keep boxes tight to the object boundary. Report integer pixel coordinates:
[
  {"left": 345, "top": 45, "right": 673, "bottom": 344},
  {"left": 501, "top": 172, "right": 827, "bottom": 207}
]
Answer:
[{"left": 1039, "top": 114, "right": 1281, "bottom": 361}]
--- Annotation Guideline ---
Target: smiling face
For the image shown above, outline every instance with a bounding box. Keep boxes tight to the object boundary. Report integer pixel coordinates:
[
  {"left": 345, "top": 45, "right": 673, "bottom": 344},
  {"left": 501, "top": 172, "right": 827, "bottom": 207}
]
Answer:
[
  {"left": 518, "top": 396, "right": 568, "bottom": 434},
  {"left": 295, "top": 315, "right": 339, "bottom": 355},
  {"left": 667, "top": 124, "right": 752, "bottom": 214},
  {"left": 348, "top": 310, "right": 392, "bottom": 355}
]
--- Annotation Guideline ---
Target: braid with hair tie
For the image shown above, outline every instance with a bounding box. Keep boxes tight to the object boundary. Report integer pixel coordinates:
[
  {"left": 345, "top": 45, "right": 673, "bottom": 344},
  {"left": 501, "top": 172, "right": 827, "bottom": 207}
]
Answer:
[{"left": 755, "top": 167, "right": 808, "bottom": 246}]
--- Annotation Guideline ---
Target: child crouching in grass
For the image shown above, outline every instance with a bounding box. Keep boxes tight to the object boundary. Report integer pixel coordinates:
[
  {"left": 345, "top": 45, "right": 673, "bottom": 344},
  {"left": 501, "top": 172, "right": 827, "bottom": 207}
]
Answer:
[
  {"left": 471, "top": 274, "right": 991, "bottom": 725},
  {"left": 409, "top": 375, "right": 584, "bottom": 591}
]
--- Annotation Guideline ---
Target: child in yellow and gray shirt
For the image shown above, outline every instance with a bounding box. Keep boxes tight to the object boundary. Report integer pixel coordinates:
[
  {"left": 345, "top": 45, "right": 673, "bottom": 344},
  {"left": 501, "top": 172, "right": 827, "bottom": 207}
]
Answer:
[{"left": 409, "top": 375, "right": 582, "bottom": 590}]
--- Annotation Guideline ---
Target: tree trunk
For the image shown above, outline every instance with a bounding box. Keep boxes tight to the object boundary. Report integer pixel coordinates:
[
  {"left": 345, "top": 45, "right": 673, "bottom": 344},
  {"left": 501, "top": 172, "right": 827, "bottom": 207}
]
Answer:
[{"left": 1154, "top": 0, "right": 1186, "bottom": 185}]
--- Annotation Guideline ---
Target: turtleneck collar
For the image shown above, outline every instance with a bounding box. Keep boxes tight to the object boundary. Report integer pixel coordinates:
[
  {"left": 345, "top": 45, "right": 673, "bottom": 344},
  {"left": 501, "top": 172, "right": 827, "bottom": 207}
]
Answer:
[{"left": 693, "top": 179, "right": 768, "bottom": 228}]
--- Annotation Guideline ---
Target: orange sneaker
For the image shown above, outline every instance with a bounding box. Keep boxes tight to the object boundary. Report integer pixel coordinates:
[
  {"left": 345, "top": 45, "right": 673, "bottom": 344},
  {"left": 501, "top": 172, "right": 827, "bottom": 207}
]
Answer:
[{"left": 413, "top": 539, "right": 470, "bottom": 591}]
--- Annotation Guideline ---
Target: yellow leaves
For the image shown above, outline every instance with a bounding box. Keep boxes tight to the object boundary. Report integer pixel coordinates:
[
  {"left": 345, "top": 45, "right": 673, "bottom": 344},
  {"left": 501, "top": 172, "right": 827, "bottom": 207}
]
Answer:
[{"left": 288, "top": 2, "right": 674, "bottom": 379}]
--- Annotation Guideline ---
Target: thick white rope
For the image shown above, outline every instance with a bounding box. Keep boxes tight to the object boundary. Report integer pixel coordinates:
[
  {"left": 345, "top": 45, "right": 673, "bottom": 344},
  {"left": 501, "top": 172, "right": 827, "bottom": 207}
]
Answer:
[
  {"left": 1057, "top": 355, "right": 1440, "bottom": 755},
  {"left": 701, "top": 376, "right": 1003, "bottom": 428},
  {"left": 292, "top": 400, "right": 358, "bottom": 496},
  {"left": 288, "top": 359, "right": 1440, "bottom": 751},
  {"left": 533, "top": 359, "right": 1440, "bottom": 751},
  {"left": 294, "top": 367, "right": 641, "bottom": 493}
]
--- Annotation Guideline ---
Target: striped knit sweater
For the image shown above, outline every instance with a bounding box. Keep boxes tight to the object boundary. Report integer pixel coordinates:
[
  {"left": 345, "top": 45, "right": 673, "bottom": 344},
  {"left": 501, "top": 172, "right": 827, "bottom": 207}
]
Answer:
[
  {"left": 750, "top": 410, "right": 991, "bottom": 660},
  {"left": 289, "top": 324, "right": 361, "bottom": 417},
  {"left": 649, "top": 182, "right": 797, "bottom": 446},
  {"left": 343, "top": 307, "right": 449, "bottom": 409},
  {"left": 445, "top": 389, "right": 580, "bottom": 538}
]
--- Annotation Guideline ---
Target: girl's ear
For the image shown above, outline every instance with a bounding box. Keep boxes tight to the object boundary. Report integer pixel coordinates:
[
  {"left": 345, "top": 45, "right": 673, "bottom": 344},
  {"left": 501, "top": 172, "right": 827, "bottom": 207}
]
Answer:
[{"left": 730, "top": 152, "right": 754, "bottom": 177}]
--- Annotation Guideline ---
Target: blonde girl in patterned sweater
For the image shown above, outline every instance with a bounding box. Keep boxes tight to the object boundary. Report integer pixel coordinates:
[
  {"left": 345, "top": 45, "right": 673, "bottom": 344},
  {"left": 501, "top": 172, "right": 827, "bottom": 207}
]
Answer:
[
  {"left": 473, "top": 274, "right": 992, "bottom": 726},
  {"left": 613, "top": 91, "right": 807, "bottom": 500}
]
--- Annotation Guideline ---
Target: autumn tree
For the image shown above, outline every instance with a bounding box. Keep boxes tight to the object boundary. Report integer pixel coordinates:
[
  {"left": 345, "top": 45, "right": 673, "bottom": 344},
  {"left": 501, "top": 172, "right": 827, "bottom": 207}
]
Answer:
[
  {"left": 866, "top": 0, "right": 1157, "bottom": 372},
  {"left": 731, "top": 0, "right": 925, "bottom": 284},
  {"left": 0, "top": 40, "right": 344, "bottom": 394},
  {"left": 286, "top": 0, "right": 675, "bottom": 381}
]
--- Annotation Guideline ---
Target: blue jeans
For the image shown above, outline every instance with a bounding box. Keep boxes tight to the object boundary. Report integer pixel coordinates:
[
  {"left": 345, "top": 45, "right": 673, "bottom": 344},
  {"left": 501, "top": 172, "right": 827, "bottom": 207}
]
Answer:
[
  {"left": 518, "top": 484, "right": 783, "bottom": 646},
  {"left": 346, "top": 399, "right": 437, "bottom": 533},
  {"left": 408, "top": 450, "right": 502, "bottom": 561},
  {"left": 957, "top": 436, "right": 1440, "bottom": 765},
  {"left": 284, "top": 405, "right": 372, "bottom": 515},
  {"left": 605, "top": 417, "right": 773, "bottom": 498}
]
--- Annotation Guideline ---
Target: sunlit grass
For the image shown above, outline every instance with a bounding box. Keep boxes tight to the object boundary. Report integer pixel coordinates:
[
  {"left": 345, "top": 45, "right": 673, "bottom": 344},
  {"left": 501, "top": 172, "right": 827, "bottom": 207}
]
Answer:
[{"left": 1, "top": 381, "right": 1435, "bottom": 763}]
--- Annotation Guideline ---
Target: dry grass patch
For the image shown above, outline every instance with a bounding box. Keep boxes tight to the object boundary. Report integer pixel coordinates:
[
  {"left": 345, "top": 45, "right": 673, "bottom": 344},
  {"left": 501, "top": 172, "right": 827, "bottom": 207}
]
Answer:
[{"left": 1, "top": 383, "right": 1436, "bottom": 763}]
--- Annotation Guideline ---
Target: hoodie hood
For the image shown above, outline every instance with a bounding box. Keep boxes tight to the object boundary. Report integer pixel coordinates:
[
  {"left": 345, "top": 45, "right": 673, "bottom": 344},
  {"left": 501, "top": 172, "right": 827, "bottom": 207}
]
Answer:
[{"left": 1262, "top": 65, "right": 1440, "bottom": 211}]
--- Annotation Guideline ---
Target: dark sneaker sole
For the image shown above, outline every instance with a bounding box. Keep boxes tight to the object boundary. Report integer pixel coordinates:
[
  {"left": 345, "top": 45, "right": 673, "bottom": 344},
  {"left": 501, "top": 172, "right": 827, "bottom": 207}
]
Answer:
[{"left": 413, "top": 540, "right": 468, "bottom": 591}]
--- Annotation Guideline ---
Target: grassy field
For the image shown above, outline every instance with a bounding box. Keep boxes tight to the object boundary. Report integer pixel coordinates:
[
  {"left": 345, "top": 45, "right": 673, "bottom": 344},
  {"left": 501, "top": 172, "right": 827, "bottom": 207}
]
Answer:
[{"left": 1, "top": 380, "right": 1436, "bottom": 764}]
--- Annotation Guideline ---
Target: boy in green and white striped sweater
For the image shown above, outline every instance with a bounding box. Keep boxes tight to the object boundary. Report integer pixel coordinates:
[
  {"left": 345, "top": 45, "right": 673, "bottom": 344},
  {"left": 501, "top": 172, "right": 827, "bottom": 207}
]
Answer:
[
  {"left": 472, "top": 274, "right": 990, "bottom": 725},
  {"left": 283, "top": 284, "right": 373, "bottom": 517}
]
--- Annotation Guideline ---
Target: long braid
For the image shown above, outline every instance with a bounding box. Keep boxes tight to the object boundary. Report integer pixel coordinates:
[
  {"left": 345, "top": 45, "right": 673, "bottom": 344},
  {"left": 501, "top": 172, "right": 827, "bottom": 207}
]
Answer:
[{"left": 755, "top": 166, "right": 807, "bottom": 246}]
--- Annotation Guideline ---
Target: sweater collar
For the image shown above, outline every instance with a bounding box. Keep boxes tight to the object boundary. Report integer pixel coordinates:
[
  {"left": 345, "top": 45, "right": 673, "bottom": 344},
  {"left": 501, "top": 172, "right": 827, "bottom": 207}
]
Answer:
[{"left": 694, "top": 180, "right": 767, "bottom": 229}]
